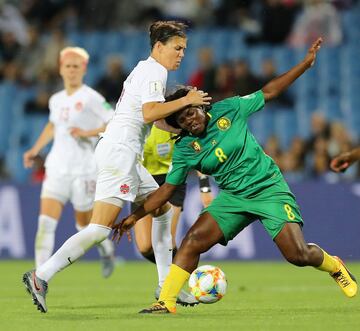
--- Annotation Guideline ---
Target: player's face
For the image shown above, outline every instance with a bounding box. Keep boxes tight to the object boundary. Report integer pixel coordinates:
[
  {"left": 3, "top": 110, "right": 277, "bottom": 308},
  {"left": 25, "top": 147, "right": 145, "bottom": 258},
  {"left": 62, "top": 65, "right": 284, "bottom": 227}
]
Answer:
[
  {"left": 60, "top": 54, "right": 86, "bottom": 87},
  {"left": 176, "top": 106, "right": 208, "bottom": 136},
  {"left": 158, "top": 36, "right": 187, "bottom": 71}
]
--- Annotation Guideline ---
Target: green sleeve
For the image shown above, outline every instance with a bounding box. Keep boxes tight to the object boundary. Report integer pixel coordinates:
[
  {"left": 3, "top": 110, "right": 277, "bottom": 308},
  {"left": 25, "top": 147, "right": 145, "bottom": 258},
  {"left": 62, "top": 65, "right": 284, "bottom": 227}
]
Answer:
[
  {"left": 226, "top": 90, "right": 265, "bottom": 118},
  {"left": 165, "top": 148, "right": 191, "bottom": 185}
]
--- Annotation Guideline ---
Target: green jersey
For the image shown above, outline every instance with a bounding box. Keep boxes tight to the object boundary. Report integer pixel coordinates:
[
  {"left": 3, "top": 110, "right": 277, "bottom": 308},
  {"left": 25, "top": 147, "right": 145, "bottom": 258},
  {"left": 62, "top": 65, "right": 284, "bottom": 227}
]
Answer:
[{"left": 166, "top": 90, "right": 291, "bottom": 198}]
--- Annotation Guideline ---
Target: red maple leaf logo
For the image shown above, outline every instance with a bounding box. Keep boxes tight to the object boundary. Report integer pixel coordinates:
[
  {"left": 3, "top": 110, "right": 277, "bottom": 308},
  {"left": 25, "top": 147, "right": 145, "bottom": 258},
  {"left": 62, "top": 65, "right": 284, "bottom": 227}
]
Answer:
[{"left": 120, "top": 184, "right": 130, "bottom": 194}]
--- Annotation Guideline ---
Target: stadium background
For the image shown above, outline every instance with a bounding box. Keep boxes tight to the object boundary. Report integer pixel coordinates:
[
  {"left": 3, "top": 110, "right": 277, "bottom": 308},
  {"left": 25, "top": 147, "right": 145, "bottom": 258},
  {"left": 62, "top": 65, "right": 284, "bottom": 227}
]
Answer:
[{"left": 0, "top": 0, "right": 360, "bottom": 261}]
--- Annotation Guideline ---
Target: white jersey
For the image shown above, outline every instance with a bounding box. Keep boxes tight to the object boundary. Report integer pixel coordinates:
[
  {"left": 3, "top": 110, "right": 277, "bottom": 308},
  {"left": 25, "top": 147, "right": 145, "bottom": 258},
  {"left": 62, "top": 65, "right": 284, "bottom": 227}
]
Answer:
[
  {"left": 45, "top": 84, "right": 114, "bottom": 175},
  {"left": 103, "top": 56, "right": 167, "bottom": 155}
]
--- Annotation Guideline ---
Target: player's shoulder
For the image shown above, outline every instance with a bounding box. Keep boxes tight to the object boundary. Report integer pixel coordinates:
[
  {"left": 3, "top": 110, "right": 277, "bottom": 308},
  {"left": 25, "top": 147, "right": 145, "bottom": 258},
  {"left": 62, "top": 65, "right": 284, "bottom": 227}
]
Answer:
[
  {"left": 136, "top": 57, "right": 167, "bottom": 76},
  {"left": 49, "top": 89, "right": 66, "bottom": 104},
  {"left": 81, "top": 84, "right": 105, "bottom": 100}
]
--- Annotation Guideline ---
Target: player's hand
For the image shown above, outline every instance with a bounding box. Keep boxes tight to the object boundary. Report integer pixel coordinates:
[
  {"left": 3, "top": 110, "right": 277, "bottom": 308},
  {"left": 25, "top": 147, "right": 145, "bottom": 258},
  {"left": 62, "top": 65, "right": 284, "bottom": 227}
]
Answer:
[
  {"left": 186, "top": 87, "right": 212, "bottom": 106},
  {"left": 330, "top": 152, "right": 352, "bottom": 173},
  {"left": 112, "top": 215, "right": 137, "bottom": 244},
  {"left": 69, "top": 127, "right": 88, "bottom": 138},
  {"left": 304, "top": 37, "right": 323, "bottom": 67},
  {"left": 23, "top": 149, "right": 38, "bottom": 168}
]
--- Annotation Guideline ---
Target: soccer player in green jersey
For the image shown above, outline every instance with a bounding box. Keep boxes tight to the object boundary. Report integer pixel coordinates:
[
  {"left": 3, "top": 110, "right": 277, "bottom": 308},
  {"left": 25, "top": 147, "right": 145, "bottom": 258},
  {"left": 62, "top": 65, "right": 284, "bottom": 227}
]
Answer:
[{"left": 114, "top": 38, "right": 357, "bottom": 314}]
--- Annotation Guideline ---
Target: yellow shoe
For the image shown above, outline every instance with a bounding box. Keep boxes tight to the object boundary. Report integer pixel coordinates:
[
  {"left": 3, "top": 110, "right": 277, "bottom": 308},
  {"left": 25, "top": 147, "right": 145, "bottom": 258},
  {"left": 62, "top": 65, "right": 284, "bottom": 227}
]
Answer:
[
  {"left": 139, "top": 301, "right": 176, "bottom": 314},
  {"left": 330, "top": 256, "right": 357, "bottom": 298}
]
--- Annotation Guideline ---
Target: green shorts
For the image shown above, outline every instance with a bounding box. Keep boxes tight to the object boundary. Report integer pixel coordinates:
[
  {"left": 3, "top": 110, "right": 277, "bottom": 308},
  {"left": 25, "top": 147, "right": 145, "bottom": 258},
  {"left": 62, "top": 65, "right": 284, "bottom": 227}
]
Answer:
[{"left": 202, "top": 189, "right": 304, "bottom": 245}]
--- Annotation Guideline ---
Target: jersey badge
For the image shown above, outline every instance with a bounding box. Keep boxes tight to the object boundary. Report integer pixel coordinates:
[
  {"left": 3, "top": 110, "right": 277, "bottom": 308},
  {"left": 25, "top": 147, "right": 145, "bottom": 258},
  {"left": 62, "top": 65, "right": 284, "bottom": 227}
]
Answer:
[
  {"left": 120, "top": 184, "right": 130, "bottom": 194},
  {"left": 217, "top": 117, "right": 231, "bottom": 131},
  {"left": 75, "top": 101, "right": 83, "bottom": 111},
  {"left": 211, "top": 139, "right": 217, "bottom": 146},
  {"left": 190, "top": 141, "right": 201, "bottom": 152},
  {"left": 149, "top": 81, "right": 163, "bottom": 95}
]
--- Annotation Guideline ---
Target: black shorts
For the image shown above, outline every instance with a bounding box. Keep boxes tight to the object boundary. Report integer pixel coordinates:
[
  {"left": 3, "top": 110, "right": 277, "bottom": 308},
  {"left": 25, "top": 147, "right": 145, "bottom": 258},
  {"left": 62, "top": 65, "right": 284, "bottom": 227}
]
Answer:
[{"left": 130, "top": 174, "right": 186, "bottom": 212}]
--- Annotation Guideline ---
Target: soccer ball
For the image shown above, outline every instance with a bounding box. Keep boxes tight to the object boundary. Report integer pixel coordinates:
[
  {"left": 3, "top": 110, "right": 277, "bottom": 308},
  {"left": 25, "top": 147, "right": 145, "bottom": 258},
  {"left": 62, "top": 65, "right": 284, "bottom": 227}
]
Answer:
[{"left": 188, "top": 265, "right": 227, "bottom": 304}]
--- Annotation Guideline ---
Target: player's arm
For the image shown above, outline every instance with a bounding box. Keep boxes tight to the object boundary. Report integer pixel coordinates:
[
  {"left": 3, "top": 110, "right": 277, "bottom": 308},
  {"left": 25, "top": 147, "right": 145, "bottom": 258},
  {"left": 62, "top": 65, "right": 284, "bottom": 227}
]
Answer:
[
  {"left": 142, "top": 88, "right": 211, "bottom": 123},
  {"left": 112, "top": 183, "right": 177, "bottom": 242},
  {"left": 69, "top": 125, "right": 107, "bottom": 138},
  {"left": 330, "top": 147, "right": 360, "bottom": 172},
  {"left": 262, "top": 38, "right": 322, "bottom": 102},
  {"left": 23, "top": 122, "right": 54, "bottom": 168}
]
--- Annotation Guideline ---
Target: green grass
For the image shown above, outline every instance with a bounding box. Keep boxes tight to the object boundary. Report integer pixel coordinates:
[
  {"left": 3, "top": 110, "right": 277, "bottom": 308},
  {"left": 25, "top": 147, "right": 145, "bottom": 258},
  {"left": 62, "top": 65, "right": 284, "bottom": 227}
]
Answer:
[{"left": 1, "top": 260, "right": 360, "bottom": 331}]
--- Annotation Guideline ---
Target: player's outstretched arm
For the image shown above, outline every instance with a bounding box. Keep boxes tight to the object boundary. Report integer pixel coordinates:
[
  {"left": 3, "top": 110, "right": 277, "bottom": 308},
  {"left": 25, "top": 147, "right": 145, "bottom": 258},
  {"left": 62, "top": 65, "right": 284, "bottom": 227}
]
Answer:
[
  {"left": 262, "top": 37, "right": 323, "bottom": 102},
  {"left": 112, "top": 183, "right": 177, "bottom": 242},
  {"left": 69, "top": 124, "right": 107, "bottom": 138},
  {"left": 330, "top": 147, "right": 360, "bottom": 172},
  {"left": 23, "top": 122, "right": 54, "bottom": 168}
]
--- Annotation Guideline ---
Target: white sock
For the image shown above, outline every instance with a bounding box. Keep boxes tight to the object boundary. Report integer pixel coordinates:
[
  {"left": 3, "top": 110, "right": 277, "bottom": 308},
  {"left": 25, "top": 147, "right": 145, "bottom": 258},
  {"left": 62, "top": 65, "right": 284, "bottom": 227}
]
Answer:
[
  {"left": 36, "top": 224, "right": 111, "bottom": 282},
  {"left": 75, "top": 224, "right": 114, "bottom": 258},
  {"left": 35, "top": 215, "right": 58, "bottom": 268},
  {"left": 152, "top": 207, "right": 173, "bottom": 287}
]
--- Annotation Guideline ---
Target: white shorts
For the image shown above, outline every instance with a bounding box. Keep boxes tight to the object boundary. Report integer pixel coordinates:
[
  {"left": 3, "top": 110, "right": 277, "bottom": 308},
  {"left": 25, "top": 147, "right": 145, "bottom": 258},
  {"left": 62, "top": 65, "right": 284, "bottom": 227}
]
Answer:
[
  {"left": 41, "top": 168, "right": 97, "bottom": 212},
  {"left": 94, "top": 138, "right": 159, "bottom": 205}
]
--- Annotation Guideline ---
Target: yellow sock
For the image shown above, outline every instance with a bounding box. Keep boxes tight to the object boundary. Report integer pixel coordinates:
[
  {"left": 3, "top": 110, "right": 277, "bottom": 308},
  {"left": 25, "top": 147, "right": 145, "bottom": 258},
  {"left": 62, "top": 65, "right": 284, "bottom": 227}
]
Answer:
[
  {"left": 159, "top": 264, "right": 190, "bottom": 310},
  {"left": 316, "top": 249, "right": 340, "bottom": 273}
]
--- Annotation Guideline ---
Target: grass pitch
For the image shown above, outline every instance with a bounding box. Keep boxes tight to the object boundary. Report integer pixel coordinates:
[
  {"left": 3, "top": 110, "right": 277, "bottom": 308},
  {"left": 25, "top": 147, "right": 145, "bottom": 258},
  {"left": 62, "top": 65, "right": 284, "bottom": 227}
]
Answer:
[{"left": 1, "top": 260, "right": 359, "bottom": 331}]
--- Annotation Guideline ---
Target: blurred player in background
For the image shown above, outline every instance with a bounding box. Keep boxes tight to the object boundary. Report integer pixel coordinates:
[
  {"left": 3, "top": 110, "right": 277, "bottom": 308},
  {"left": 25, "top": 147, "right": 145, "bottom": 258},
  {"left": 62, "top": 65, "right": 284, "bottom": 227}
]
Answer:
[
  {"left": 116, "top": 38, "right": 358, "bottom": 314},
  {"left": 23, "top": 21, "right": 211, "bottom": 313},
  {"left": 23, "top": 47, "right": 115, "bottom": 277},
  {"left": 330, "top": 147, "right": 360, "bottom": 173},
  {"left": 133, "top": 125, "right": 213, "bottom": 299}
]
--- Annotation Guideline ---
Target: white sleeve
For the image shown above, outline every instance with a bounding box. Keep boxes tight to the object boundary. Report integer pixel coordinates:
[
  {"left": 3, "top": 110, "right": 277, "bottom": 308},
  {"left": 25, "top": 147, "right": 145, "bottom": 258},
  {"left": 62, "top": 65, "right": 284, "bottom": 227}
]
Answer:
[
  {"left": 89, "top": 92, "right": 114, "bottom": 124},
  {"left": 140, "top": 64, "right": 167, "bottom": 105}
]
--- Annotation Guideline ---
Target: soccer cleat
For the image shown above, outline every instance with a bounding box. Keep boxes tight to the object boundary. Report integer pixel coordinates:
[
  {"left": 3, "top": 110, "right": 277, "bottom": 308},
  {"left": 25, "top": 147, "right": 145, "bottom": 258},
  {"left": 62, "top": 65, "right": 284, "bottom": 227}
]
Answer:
[
  {"left": 101, "top": 254, "right": 115, "bottom": 278},
  {"left": 330, "top": 256, "right": 357, "bottom": 298},
  {"left": 22, "top": 270, "right": 48, "bottom": 313},
  {"left": 139, "top": 301, "right": 176, "bottom": 314},
  {"left": 155, "top": 285, "right": 199, "bottom": 307}
]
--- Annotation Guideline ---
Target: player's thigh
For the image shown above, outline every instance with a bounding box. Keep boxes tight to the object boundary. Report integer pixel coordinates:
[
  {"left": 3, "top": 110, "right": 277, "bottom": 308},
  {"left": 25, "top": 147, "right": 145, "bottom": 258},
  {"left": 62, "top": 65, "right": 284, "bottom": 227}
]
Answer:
[
  {"left": 134, "top": 214, "right": 153, "bottom": 253},
  {"left": 41, "top": 169, "right": 71, "bottom": 211},
  {"left": 95, "top": 139, "right": 139, "bottom": 202},
  {"left": 259, "top": 195, "right": 304, "bottom": 240},
  {"left": 134, "top": 162, "right": 159, "bottom": 204},
  {"left": 203, "top": 191, "right": 256, "bottom": 246},
  {"left": 71, "top": 173, "right": 97, "bottom": 213}
]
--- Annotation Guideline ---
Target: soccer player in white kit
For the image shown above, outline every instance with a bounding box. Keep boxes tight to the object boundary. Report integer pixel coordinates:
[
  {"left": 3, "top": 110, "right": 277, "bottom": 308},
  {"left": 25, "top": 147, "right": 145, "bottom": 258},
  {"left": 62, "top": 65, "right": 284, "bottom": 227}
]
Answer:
[
  {"left": 23, "top": 47, "right": 115, "bottom": 277},
  {"left": 23, "top": 21, "right": 211, "bottom": 313}
]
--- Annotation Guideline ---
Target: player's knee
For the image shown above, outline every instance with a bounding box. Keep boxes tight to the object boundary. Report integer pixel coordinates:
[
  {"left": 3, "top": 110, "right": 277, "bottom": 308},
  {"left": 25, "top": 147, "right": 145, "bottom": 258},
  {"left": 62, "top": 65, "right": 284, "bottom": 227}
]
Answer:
[{"left": 182, "top": 229, "right": 207, "bottom": 254}]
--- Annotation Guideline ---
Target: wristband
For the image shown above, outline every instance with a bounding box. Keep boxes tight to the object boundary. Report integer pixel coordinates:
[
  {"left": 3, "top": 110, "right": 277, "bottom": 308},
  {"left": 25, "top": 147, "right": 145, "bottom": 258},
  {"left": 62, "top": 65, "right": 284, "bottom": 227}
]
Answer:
[{"left": 199, "top": 175, "right": 211, "bottom": 193}]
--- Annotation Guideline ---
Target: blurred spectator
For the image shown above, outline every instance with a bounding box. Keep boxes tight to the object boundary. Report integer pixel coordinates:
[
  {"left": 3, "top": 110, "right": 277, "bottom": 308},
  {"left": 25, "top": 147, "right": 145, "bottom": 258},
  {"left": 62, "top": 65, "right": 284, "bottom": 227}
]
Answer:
[
  {"left": 310, "top": 136, "right": 331, "bottom": 178},
  {"left": 24, "top": 90, "right": 50, "bottom": 115},
  {"left": 95, "top": 55, "right": 127, "bottom": 105},
  {"left": 16, "top": 25, "right": 44, "bottom": 84},
  {"left": 0, "top": 156, "right": 9, "bottom": 179},
  {"left": 327, "top": 121, "right": 352, "bottom": 159},
  {"left": 306, "top": 112, "right": 330, "bottom": 153},
  {"left": 288, "top": 0, "right": 343, "bottom": 47},
  {"left": 0, "top": 1, "right": 29, "bottom": 46},
  {"left": 264, "top": 135, "right": 282, "bottom": 166},
  {"left": 41, "top": 28, "right": 69, "bottom": 77},
  {"left": 260, "top": 0, "right": 299, "bottom": 44},
  {"left": 0, "top": 32, "right": 21, "bottom": 62},
  {"left": 2, "top": 61, "right": 20, "bottom": 82},
  {"left": 259, "top": 59, "right": 294, "bottom": 107},
  {"left": 188, "top": 47, "right": 216, "bottom": 95},
  {"left": 233, "top": 60, "right": 260, "bottom": 96},
  {"left": 213, "top": 62, "right": 234, "bottom": 101}
]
